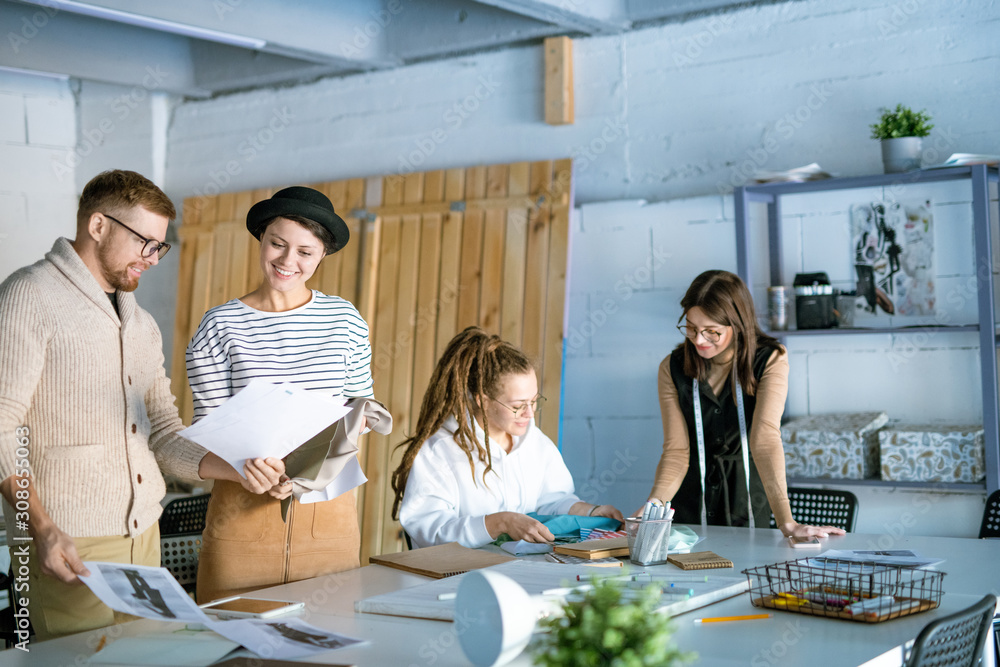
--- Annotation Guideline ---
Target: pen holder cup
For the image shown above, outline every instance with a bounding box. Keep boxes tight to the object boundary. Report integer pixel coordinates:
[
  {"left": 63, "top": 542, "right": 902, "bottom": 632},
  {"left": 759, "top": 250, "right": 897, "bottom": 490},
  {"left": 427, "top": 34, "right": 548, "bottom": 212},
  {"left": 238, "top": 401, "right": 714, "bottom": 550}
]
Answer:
[{"left": 625, "top": 517, "right": 673, "bottom": 566}]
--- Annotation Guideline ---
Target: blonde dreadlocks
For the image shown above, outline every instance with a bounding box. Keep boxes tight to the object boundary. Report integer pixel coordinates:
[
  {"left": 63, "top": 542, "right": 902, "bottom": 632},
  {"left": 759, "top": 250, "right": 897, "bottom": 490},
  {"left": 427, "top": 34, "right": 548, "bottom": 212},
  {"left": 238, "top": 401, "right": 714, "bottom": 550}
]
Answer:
[{"left": 390, "top": 326, "right": 534, "bottom": 520}]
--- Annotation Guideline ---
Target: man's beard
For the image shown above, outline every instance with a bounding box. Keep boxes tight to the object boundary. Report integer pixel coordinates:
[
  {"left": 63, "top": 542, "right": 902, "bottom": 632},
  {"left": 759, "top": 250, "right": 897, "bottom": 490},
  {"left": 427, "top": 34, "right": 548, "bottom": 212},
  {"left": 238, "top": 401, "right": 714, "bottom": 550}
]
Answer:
[{"left": 97, "top": 241, "right": 140, "bottom": 293}]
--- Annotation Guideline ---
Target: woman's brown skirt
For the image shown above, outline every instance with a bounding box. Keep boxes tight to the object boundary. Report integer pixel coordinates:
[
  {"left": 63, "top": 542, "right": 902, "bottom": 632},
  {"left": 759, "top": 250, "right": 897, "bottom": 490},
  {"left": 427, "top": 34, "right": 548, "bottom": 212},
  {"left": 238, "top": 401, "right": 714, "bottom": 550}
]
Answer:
[{"left": 195, "top": 480, "right": 361, "bottom": 604}]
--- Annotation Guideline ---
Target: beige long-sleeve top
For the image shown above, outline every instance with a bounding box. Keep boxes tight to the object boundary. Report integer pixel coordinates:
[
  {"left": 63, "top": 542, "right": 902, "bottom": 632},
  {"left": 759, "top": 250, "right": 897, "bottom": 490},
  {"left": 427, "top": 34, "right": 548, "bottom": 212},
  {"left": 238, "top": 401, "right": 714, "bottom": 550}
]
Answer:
[
  {"left": 650, "top": 348, "right": 794, "bottom": 527},
  {"left": 0, "top": 238, "right": 206, "bottom": 538}
]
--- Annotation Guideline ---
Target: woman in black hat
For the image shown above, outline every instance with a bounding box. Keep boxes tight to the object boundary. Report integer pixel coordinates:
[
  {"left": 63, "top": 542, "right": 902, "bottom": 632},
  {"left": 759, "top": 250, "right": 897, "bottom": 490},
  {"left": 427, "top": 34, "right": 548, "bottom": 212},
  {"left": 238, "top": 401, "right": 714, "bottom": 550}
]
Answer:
[{"left": 186, "top": 187, "right": 375, "bottom": 603}]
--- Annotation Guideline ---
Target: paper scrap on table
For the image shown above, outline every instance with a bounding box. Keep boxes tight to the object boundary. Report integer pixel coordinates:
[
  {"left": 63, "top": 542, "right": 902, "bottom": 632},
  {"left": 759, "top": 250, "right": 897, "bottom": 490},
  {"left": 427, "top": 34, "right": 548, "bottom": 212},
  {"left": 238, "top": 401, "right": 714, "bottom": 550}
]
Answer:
[
  {"left": 298, "top": 455, "right": 368, "bottom": 504},
  {"left": 79, "top": 562, "right": 211, "bottom": 624},
  {"left": 178, "top": 380, "right": 352, "bottom": 478},
  {"left": 93, "top": 632, "right": 239, "bottom": 666},
  {"left": 209, "top": 616, "right": 366, "bottom": 660}
]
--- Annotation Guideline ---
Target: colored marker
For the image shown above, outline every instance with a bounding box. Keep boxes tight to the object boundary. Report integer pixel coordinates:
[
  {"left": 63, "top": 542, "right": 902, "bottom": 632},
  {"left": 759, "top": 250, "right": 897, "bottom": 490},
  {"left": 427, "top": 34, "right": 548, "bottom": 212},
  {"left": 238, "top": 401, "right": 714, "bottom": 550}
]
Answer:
[
  {"left": 577, "top": 573, "right": 631, "bottom": 582},
  {"left": 437, "top": 592, "right": 457, "bottom": 601},
  {"left": 633, "top": 574, "right": 710, "bottom": 583},
  {"left": 694, "top": 613, "right": 771, "bottom": 624}
]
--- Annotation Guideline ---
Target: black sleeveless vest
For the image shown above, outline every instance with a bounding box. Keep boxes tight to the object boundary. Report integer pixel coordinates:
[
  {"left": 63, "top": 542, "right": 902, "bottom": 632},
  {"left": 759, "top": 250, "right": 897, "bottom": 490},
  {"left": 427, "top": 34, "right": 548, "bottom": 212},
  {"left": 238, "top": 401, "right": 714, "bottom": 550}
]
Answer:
[{"left": 669, "top": 344, "right": 776, "bottom": 528}]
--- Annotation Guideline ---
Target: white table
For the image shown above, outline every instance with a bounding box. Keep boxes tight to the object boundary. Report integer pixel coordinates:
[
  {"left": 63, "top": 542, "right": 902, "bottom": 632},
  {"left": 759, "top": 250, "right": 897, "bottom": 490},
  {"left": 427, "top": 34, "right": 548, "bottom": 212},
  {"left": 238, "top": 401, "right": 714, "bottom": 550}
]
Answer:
[{"left": 2, "top": 527, "right": 997, "bottom": 666}]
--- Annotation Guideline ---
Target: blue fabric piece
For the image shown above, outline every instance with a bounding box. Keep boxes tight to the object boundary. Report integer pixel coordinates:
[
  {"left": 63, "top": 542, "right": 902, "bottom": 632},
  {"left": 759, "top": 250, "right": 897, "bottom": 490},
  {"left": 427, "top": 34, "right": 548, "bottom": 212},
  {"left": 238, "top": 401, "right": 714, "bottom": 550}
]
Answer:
[{"left": 526, "top": 512, "right": 621, "bottom": 538}]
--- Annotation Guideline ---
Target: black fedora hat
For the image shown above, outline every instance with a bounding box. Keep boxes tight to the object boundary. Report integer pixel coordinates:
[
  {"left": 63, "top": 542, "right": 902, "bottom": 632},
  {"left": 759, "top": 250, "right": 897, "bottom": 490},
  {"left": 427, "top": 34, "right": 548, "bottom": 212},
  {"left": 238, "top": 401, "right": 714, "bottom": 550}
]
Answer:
[{"left": 246, "top": 186, "right": 349, "bottom": 253}]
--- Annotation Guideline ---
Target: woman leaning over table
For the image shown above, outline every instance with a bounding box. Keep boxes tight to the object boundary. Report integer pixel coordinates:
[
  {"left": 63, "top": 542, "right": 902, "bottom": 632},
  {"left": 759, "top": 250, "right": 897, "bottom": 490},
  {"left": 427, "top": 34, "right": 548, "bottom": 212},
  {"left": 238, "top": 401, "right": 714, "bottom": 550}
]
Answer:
[
  {"left": 391, "top": 326, "right": 624, "bottom": 549},
  {"left": 186, "top": 187, "right": 374, "bottom": 603},
  {"left": 642, "top": 270, "right": 845, "bottom": 540}
]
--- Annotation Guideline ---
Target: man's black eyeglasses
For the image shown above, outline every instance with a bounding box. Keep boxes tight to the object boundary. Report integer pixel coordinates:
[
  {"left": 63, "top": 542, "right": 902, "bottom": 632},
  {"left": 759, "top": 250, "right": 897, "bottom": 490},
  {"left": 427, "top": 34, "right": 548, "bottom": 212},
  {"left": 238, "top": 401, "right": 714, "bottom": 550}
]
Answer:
[{"left": 103, "top": 213, "right": 171, "bottom": 260}]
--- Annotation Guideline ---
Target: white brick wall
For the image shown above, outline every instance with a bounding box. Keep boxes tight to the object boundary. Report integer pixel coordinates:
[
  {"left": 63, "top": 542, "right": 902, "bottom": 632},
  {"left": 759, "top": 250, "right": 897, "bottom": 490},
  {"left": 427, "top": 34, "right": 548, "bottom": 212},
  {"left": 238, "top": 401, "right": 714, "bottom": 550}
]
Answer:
[
  {"left": 163, "top": 0, "right": 1000, "bottom": 206},
  {"left": 0, "top": 71, "right": 77, "bottom": 282}
]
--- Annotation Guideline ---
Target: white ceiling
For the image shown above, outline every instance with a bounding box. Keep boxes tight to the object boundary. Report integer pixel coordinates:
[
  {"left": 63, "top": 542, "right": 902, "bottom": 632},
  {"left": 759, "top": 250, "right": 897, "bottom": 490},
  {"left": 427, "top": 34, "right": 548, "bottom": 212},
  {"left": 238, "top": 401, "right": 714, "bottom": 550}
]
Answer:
[{"left": 2, "top": 0, "right": 757, "bottom": 98}]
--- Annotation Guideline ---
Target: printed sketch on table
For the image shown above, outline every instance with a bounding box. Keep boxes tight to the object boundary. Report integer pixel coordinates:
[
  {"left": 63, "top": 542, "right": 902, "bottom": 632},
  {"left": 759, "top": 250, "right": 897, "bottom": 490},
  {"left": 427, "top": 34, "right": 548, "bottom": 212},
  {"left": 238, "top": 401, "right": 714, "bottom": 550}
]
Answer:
[
  {"left": 850, "top": 200, "right": 934, "bottom": 316},
  {"left": 97, "top": 563, "right": 195, "bottom": 621}
]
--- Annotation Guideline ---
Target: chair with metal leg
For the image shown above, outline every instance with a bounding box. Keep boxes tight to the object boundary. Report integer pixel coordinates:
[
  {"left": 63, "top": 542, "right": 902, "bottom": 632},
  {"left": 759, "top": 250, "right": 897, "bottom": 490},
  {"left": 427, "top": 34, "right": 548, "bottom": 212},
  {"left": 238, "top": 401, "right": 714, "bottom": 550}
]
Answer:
[
  {"left": 904, "top": 593, "right": 997, "bottom": 667},
  {"left": 769, "top": 487, "right": 858, "bottom": 532}
]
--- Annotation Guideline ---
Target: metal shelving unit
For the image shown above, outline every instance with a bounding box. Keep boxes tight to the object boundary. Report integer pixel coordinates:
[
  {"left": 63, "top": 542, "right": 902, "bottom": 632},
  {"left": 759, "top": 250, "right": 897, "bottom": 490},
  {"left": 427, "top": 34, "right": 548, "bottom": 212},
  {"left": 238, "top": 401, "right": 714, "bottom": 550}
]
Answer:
[{"left": 735, "top": 165, "right": 1000, "bottom": 494}]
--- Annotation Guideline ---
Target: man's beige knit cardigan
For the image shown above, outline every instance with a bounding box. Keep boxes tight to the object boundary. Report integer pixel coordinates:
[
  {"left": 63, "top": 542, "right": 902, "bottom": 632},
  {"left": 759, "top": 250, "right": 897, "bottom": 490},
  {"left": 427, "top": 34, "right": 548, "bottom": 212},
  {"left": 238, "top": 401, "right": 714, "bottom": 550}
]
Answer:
[{"left": 0, "top": 238, "right": 206, "bottom": 538}]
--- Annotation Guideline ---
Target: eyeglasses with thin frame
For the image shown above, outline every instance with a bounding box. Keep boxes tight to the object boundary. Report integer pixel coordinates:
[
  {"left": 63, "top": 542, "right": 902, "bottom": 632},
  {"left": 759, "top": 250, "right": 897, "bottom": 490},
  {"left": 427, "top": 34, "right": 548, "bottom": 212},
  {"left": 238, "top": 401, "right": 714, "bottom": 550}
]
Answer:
[
  {"left": 491, "top": 394, "right": 546, "bottom": 418},
  {"left": 677, "top": 322, "right": 728, "bottom": 344},
  {"left": 102, "top": 213, "right": 171, "bottom": 260}
]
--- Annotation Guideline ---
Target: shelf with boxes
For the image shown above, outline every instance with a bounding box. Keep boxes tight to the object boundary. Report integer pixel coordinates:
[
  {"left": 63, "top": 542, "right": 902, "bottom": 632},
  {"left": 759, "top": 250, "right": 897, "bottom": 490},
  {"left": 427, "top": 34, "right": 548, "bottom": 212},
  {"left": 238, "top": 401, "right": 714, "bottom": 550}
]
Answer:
[
  {"left": 735, "top": 165, "right": 1000, "bottom": 494},
  {"left": 780, "top": 411, "right": 986, "bottom": 489}
]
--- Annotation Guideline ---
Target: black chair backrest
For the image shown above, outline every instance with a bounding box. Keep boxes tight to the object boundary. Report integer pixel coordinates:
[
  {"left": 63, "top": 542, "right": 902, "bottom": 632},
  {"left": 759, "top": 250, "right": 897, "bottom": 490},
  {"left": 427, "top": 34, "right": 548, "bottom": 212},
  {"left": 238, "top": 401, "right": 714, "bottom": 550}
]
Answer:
[
  {"left": 159, "top": 493, "right": 211, "bottom": 536},
  {"left": 769, "top": 487, "right": 858, "bottom": 532},
  {"left": 905, "top": 593, "right": 997, "bottom": 667},
  {"left": 979, "top": 489, "right": 1000, "bottom": 539}
]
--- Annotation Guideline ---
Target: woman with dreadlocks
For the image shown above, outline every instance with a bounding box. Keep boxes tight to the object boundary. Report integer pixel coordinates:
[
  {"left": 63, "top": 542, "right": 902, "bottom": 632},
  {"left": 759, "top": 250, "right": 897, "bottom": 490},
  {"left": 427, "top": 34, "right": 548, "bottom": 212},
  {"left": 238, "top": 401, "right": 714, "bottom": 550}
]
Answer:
[{"left": 392, "top": 327, "right": 624, "bottom": 548}]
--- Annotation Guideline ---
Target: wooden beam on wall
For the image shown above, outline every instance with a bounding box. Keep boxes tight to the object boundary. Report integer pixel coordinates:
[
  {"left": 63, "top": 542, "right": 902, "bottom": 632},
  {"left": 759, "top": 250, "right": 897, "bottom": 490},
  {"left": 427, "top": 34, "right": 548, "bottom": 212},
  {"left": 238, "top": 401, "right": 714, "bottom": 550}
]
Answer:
[{"left": 544, "top": 36, "right": 574, "bottom": 126}]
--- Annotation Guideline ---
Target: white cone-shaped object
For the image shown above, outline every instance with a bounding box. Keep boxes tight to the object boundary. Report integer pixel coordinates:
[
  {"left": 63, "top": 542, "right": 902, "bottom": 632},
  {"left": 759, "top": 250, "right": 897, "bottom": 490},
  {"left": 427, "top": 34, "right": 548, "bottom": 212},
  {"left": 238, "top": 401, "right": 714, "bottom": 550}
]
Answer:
[{"left": 455, "top": 570, "right": 538, "bottom": 667}]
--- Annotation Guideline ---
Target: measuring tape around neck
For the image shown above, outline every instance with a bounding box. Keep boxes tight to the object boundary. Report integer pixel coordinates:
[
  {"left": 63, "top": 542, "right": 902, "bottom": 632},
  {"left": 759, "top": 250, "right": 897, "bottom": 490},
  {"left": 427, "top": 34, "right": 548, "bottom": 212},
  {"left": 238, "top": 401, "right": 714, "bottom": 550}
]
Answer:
[{"left": 692, "top": 377, "right": 754, "bottom": 529}]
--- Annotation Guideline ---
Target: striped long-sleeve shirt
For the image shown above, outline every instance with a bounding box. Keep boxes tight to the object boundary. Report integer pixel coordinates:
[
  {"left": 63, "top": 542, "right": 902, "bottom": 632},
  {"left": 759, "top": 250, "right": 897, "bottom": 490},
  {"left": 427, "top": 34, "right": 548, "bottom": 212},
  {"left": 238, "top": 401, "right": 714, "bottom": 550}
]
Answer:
[{"left": 186, "top": 291, "right": 374, "bottom": 422}]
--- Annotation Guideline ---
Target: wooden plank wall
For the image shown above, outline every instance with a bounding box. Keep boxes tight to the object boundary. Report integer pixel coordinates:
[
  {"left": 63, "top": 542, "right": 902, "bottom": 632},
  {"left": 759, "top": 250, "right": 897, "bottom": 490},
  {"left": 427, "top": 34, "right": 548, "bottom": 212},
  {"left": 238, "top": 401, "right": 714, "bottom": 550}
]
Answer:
[{"left": 173, "top": 159, "right": 573, "bottom": 560}]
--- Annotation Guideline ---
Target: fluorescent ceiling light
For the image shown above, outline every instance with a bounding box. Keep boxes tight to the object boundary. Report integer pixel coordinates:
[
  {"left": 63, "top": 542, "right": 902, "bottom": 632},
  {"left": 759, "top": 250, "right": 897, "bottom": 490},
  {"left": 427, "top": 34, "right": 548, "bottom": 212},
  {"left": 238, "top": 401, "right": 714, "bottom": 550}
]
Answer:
[
  {"left": 0, "top": 65, "right": 70, "bottom": 81},
  {"left": 21, "top": 0, "right": 268, "bottom": 49}
]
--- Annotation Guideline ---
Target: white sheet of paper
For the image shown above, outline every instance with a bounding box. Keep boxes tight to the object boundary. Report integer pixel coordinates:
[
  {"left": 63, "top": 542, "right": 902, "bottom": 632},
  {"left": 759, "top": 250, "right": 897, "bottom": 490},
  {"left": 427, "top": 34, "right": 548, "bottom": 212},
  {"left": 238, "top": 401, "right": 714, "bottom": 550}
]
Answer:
[
  {"left": 298, "top": 455, "right": 368, "bottom": 504},
  {"left": 207, "top": 616, "right": 366, "bottom": 659},
  {"left": 93, "top": 633, "right": 239, "bottom": 666},
  {"left": 79, "top": 562, "right": 211, "bottom": 624},
  {"left": 501, "top": 540, "right": 552, "bottom": 556},
  {"left": 178, "top": 380, "right": 351, "bottom": 478}
]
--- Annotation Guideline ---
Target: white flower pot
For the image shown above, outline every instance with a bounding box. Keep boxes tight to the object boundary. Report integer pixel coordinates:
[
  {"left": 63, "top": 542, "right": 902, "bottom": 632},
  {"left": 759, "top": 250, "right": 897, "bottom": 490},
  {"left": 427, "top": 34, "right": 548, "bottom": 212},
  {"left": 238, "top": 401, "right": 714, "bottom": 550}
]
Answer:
[{"left": 881, "top": 137, "right": 923, "bottom": 173}]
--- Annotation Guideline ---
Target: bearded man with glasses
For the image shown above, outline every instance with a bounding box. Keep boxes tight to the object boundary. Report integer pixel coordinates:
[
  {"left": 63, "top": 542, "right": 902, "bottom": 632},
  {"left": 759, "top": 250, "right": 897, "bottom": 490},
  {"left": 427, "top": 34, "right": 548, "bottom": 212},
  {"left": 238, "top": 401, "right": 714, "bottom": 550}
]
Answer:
[{"left": 0, "top": 170, "right": 284, "bottom": 640}]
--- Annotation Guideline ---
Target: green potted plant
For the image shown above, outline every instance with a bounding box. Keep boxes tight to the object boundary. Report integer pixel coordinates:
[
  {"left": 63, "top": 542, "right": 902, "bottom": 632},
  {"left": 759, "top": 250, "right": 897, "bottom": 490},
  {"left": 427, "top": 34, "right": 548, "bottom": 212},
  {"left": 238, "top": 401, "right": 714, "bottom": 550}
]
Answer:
[
  {"left": 870, "top": 104, "right": 934, "bottom": 173},
  {"left": 533, "top": 578, "right": 695, "bottom": 667}
]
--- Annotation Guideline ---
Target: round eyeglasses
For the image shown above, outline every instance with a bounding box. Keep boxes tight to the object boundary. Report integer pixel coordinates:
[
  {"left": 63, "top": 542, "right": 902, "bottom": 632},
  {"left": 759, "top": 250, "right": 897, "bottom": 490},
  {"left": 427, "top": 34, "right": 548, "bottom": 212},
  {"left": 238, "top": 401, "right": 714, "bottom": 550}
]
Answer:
[
  {"left": 103, "top": 213, "right": 171, "bottom": 260},
  {"left": 491, "top": 395, "right": 546, "bottom": 418},
  {"left": 677, "top": 323, "right": 727, "bottom": 344}
]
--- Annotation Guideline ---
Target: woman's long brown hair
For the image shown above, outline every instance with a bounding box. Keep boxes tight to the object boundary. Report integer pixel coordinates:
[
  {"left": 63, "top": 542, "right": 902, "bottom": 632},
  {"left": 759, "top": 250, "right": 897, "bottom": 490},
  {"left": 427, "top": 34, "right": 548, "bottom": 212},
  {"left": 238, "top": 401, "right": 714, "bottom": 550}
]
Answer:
[
  {"left": 677, "top": 270, "right": 783, "bottom": 398},
  {"left": 390, "top": 326, "right": 534, "bottom": 520}
]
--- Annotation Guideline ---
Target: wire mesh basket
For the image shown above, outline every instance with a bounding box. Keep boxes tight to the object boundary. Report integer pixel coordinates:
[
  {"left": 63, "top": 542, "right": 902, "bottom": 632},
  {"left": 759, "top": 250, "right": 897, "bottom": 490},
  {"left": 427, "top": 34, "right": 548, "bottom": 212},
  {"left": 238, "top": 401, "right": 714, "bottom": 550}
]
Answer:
[{"left": 742, "top": 558, "right": 944, "bottom": 623}]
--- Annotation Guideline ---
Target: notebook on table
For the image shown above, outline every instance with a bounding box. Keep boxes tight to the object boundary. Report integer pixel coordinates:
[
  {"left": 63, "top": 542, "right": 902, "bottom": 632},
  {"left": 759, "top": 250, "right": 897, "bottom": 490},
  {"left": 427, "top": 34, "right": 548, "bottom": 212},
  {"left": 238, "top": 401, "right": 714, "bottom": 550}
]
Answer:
[
  {"left": 552, "top": 536, "right": 629, "bottom": 560},
  {"left": 667, "top": 550, "right": 734, "bottom": 570},
  {"left": 368, "top": 542, "right": 514, "bottom": 579}
]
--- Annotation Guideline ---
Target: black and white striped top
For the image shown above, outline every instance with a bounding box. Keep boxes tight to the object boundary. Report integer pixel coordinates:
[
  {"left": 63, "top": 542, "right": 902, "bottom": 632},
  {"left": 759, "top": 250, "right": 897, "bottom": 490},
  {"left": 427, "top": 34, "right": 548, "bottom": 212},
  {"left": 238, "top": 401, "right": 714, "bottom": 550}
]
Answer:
[{"left": 186, "top": 291, "right": 374, "bottom": 422}]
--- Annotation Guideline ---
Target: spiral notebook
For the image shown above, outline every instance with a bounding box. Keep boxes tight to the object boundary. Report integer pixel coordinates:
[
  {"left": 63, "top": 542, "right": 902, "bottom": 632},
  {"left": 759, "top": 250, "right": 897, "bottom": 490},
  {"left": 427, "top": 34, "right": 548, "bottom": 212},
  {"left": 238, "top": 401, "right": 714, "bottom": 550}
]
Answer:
[
  {"left": 667, "top": 550, "right": 733, "bottom": 570},
  {"left": 368, "top": 542, "right": 514, "bottom": 579}
]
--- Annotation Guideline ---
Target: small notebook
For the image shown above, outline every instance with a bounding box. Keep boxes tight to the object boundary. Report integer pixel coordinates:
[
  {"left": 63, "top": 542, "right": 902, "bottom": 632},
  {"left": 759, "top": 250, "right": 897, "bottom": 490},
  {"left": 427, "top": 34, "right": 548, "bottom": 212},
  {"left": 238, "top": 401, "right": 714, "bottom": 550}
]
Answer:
[
  {"left": 369, "top": 542, "right": 514, "bottom": 578},
  {"left": 667, "top": 550, "right": 734, "bottom": 570},
  {"left": 552, "top": 536, "right": 629, "bottom": 560}
]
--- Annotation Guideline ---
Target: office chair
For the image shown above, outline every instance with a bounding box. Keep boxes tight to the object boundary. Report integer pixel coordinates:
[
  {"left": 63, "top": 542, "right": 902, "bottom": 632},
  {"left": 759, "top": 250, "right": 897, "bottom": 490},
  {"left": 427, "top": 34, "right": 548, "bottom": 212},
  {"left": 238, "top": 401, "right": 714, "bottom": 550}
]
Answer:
[
  {"left": 978, "top": 489, "right": 1000, "bottom": 539},
  {"left": 904, "top": 593, "right": 997, "bottom": 667},
  {"left": 159, "top": 493, "right": 211, "bottom": 593},
  {"left": 769, "top": 487, "right": 858, "bottom": 532}
]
